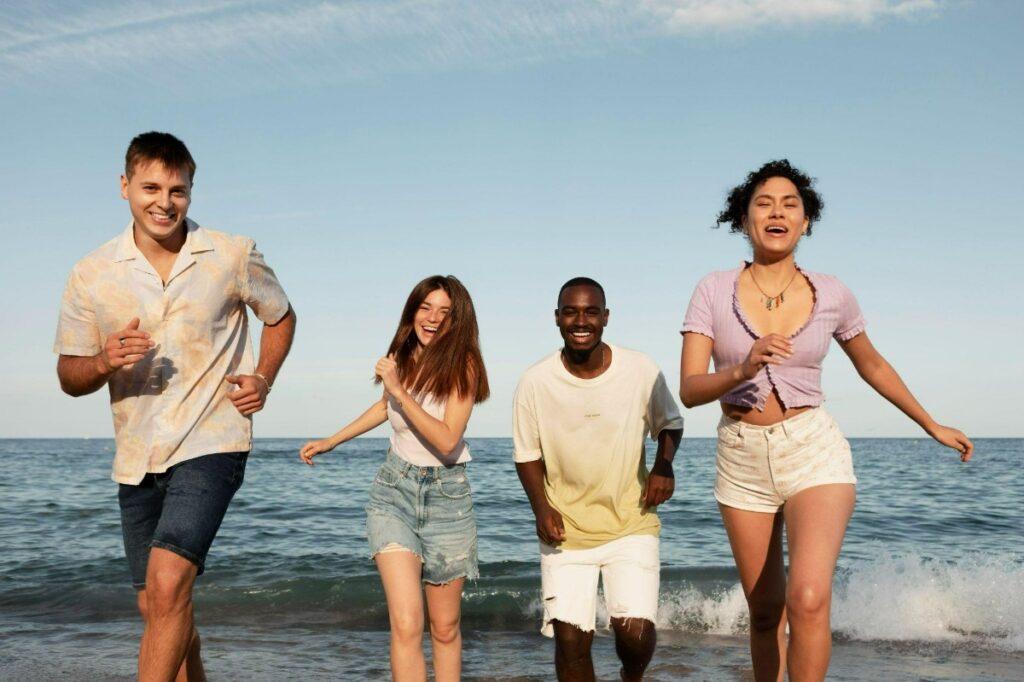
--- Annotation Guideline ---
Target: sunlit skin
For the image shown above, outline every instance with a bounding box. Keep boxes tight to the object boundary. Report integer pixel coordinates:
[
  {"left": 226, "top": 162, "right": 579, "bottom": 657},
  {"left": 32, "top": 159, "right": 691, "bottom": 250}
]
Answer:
[
  {"left": 680, "top": 173, "right": 973, "bottom": 682},
  {"left": 512, "top": 283, "right": 681, "bottom": 682},
  {"left": 555, "top": 285, "right": 609, "bottom": 377},
  {"left": 59, "top": 149, "right": 297, "bottom": 682},
  {"left": 729, "top": 175, "right": 812, "bottom": 426},
  {"left": 412, "top": 288, "right": 451, "bottom": 351},
  {"left": 120, "top": 160, "right": 192, "bottom": 264},
  {"left": 297, "top": 284, "right": 475, "bottom": 682}
]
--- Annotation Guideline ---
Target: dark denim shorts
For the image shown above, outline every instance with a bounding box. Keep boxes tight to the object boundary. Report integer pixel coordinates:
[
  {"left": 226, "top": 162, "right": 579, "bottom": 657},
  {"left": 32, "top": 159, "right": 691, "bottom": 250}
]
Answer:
[
  {"left": 119, "top": 451, "right": 248, "bottom": 589},
  {"left": 366, "top": 450, "right": 478, "bottom": 584}
]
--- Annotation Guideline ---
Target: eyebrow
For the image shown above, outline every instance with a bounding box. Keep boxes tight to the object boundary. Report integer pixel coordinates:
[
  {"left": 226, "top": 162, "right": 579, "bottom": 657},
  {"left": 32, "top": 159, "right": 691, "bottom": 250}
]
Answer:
[
  {"left": 754, "top": 193, "right": 801, "bottom": 201},
  {"left": 140, "top": 181, "right": 190, "bottom": 191}
]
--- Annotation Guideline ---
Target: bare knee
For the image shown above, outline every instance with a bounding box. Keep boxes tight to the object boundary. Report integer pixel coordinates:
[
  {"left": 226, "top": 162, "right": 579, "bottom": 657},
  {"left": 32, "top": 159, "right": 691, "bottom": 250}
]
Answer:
[
  {"left": 389, "top": 610, "right": 424, "bottom": 644},
  {"left": 747, "top": 593, "right": 787, "bottom": 632},
  {"left": 429, "top": 616, "right": 461, "bottom": 646},
  {"left": 145, "top": 567, "right": 194, "bottom": 619},
  {"left": 611, "top": 617, "right": 655, "bottom": 677},
  {"left": 553, "top": 620, "right": 594, "bottom": 665},
  {"left": 786, "top": 582, "right": 831, "bottom": 623},
  {"left": 611, "top": 617, "right": 655, "bottom": 651}
]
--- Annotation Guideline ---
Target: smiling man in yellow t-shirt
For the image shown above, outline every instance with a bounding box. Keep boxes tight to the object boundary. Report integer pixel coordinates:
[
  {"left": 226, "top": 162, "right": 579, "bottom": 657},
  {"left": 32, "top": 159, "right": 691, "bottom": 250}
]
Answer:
[{"left": 513, "top": 276, "right": 684, "bottom": 682}]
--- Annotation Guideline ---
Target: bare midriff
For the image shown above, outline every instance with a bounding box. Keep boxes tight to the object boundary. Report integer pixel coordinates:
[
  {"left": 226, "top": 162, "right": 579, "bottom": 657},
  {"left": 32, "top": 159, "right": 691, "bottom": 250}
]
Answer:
[{"left": 722, "top": 388, "right": 812, "bottom": 426}]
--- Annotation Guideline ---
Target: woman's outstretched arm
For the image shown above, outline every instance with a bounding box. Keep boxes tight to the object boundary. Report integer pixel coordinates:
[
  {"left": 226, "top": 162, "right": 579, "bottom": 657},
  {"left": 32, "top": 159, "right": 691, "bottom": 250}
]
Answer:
[
  {"left": 299, "top": 396, "right": 390, "bottom": 464},
  {"left": 838, "top": 332, "right": 973, "bottom": 461}
]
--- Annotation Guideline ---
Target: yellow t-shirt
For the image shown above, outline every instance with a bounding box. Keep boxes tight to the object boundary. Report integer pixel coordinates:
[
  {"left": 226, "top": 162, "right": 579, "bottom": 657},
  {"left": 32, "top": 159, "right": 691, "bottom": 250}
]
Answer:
[{"left": 512, "top": 345, "right": 684, "bottom": 549}]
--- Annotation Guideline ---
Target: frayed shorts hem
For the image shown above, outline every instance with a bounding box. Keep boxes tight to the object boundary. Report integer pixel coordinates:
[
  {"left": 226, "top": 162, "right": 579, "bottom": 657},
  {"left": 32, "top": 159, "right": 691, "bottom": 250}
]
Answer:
[{"left": 538, "top": 534, "right": 659, "bottom": 639}]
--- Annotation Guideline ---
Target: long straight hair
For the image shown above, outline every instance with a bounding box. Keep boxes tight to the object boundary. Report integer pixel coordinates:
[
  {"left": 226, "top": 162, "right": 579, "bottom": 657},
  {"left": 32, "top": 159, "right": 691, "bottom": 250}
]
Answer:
[{"left": 376, "top": 275, "right": 489, "bottom": 403}]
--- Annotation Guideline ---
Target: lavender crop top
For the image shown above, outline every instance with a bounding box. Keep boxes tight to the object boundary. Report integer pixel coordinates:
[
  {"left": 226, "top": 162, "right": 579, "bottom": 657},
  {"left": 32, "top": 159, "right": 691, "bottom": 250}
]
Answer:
[{"left": 681, "top": 264, "right": 866, "bottom": 410}]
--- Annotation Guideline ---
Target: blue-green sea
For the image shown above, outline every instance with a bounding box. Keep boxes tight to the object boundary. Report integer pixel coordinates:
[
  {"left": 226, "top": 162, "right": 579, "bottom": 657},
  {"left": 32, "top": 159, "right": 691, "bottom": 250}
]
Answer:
[{"left": 1, "top": 437, "right": 1021, "bottom": 681}]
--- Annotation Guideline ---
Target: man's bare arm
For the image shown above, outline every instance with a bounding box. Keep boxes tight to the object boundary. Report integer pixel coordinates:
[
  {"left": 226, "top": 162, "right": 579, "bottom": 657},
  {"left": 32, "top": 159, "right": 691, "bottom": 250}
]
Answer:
[
  {"left": 225, "top": 306, "right": 297, "bottom": 416},
  {"left": 515, "top": 459, "right": 566, "bottom": 545},
  {"left": 57, "top": 318, "right": 153, "bottom": 396}
]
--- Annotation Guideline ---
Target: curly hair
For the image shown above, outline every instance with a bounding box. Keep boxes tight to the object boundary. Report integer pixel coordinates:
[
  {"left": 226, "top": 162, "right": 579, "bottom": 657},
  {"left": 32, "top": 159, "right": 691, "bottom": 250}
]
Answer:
[{"left": 715, "top": 159, "right": 824, "bottom": 236}]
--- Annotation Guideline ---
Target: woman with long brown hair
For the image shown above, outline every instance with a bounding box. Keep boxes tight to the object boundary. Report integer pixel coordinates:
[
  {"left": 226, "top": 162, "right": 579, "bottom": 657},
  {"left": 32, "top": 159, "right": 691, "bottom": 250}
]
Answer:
[{"left": 300, "top": 275, "right": 489, "bottom": 682}]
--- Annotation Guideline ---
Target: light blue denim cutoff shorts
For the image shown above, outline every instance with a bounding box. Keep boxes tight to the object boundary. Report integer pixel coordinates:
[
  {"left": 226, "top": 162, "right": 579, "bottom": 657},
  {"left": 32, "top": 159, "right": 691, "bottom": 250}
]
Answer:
[{"left": 366, "top": 449, "right": 478, "bottom": 584}]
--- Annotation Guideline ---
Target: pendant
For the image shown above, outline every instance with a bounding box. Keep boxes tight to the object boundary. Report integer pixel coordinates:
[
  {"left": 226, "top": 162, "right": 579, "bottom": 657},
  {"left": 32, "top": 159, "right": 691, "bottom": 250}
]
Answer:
[{"left": 763, "top": 294, "right": 785, "bottom": 310}]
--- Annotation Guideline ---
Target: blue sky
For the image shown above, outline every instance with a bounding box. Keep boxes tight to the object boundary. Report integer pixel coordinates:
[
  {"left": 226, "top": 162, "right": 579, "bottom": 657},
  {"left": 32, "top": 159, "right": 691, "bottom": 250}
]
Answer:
[{"left": 2, "top": 0, "right": 1020, "bottom": 439}]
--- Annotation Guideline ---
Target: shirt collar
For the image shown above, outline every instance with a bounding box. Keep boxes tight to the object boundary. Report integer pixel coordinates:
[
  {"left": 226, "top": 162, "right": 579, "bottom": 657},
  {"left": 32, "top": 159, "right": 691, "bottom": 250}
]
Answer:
[{"left": 112, "top": 218, "right": 213, "bottom": 262}]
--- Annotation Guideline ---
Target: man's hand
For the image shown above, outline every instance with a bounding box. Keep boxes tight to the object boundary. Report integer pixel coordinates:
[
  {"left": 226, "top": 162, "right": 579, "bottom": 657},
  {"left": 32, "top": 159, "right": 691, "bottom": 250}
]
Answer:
[
  {"left": 98, "top": 318, "right": 153, "bottom": 373},
  {"left": 225, "top": 374, "right": 269, "bottom": 416},
  {"left": 642, "top": 457, "right": 675, "bottom": 507},
  {"left": 535, "top": 505, "right": 566, "bottom": 546},
  {"left": 642, "top": 474, "right": 675, "bottom": 507}
]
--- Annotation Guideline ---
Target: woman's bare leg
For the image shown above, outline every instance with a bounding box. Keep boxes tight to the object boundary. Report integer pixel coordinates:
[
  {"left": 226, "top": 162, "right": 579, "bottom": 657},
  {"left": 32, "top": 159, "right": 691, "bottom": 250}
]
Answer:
[
  {"left": 719, "top": 504, "right": 787, "bottom": 682},
  {"left": 782, "top": 484, "right": 855, "bottom": 682},
  {"left": 376, "top": 550, "right": 427, "bottom": 682},
  {"left": 424, "top": 578, "right": 465, "bottom": 682}
]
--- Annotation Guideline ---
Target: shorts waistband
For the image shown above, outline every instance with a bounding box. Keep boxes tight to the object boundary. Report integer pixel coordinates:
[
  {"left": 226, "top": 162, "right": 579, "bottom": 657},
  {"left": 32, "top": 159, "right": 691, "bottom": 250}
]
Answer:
[
  {"left": 383, "top": 449, "right": 466, "bottom": 480},
  {"left": 719, "top": 406, "right": 825, "bottom": 438}
]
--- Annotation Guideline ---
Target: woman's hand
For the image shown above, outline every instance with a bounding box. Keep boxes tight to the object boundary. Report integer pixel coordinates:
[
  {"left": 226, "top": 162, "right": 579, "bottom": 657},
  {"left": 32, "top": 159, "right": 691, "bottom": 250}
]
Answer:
[
  {"left": 299, "top": 438, "right": 336, "bottom": 465},
  {"left": 375, "top": 354, "right": 402, "bottom": 395},
  {"left": 740, "top": 333, "right": 793, "bottom": 380},
  {"left": 927, "top": 424, "right": 974, "bottom": 462}
]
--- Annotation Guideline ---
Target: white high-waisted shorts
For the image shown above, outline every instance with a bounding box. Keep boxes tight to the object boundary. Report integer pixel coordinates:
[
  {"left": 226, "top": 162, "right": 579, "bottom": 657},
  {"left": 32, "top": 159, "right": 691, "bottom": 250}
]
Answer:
[
  {"left": 715, "top": 407, "right": 856, "bottom": 513},
  {"left": 538, "top": 534, "right": 659, "bottom": 638}
]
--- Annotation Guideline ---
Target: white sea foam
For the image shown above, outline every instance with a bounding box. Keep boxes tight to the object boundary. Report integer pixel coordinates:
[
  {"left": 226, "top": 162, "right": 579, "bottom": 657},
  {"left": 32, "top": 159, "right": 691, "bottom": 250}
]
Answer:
[
  {"left": 831, "top": 549, "right": 1024, "bottom": 651},
  {"left": 657, "top": 583, "right": 749, "bottom": 635},
  {"left": 654, "top": 550, "right": 1023, "bottom": 651}
]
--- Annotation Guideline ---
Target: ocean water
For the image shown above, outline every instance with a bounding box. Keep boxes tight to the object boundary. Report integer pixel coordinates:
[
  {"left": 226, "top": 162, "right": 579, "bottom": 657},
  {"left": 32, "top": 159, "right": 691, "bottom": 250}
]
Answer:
[{"left": 1, "top": 437, "right": 1021, "bottom": 681}]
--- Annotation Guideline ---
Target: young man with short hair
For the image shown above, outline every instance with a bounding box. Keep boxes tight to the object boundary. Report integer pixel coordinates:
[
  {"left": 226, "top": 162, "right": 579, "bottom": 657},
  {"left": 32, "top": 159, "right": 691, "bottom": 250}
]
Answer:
[
  {"left": 55, "top": 131, "right": 296, "bottom": 681},
  {"left": 513, "top": 277, "right": 684, "bottom": 681}
]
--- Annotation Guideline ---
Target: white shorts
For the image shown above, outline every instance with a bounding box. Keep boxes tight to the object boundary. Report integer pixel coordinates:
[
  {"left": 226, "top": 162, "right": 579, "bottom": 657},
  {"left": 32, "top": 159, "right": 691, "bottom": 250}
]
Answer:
[
  {"left": 715, "top": 407, "right": 857, "bottom": 513},
  {"left": 538, "top": 534, "right": 659, "bottom": 638}
]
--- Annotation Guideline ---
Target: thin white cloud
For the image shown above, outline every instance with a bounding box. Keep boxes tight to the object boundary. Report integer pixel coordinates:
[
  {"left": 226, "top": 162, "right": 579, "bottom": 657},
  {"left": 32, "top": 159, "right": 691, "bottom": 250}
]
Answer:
[
  {"left": 0, "top": 0, "right": 942, "bottom": 86},
  {"left": 642, "top": 0, "right": 939, "bottom": 32}
]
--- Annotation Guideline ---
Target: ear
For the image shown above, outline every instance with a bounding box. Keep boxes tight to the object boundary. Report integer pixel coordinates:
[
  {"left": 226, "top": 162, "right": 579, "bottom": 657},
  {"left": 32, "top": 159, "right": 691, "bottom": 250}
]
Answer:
[
  {"left": 120, "top": 175, "right": 129, "bottom": 200},
  {"left": 802, "top": 216, "right": 810, "bottom": 234},
  {"left": 554, "top": 309, "right": 559, "bottom": 326},
  {"left": 602, "top": 308, "right": 610, "bottom": 325}
]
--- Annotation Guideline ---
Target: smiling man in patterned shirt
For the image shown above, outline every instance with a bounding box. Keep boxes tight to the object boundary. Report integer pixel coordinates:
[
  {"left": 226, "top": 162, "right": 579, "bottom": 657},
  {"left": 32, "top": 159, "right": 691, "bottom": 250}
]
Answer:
[{"left": 55, "top": 131, "right": 296, "bottom": 681}]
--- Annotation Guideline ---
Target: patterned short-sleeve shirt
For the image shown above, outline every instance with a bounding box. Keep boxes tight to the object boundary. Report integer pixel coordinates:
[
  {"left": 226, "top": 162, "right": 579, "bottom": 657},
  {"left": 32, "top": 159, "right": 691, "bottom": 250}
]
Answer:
[{"left": 54, "top": 219, "right": 290, "bottom": 484}]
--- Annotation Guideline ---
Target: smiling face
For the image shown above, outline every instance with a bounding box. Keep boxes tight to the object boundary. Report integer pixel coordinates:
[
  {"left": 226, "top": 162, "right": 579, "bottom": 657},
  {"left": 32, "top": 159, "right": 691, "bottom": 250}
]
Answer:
[
  {"left": 741, "top": 176, "right": 810, "bottom": 258},
  {"left": 413, "top": 287, "right": 452, "bottom": 348},
  {"left": 121, "top": 160, "right": 192, "bottom": 250},
  {"left": 555, "top": 285, "right": 608, "bottom": 354}
]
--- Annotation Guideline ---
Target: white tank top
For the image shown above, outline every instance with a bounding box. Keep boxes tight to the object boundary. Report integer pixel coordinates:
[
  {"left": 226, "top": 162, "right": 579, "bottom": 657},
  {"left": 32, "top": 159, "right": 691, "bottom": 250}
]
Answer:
[{"left": 387, "top": 390, "right": 471, "bottom": 466}]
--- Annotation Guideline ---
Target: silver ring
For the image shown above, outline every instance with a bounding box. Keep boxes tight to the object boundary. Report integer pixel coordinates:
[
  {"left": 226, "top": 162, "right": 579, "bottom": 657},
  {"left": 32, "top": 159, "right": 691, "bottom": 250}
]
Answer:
[{"left": 119, "top": 337, "right": 126, "bottom": 348}]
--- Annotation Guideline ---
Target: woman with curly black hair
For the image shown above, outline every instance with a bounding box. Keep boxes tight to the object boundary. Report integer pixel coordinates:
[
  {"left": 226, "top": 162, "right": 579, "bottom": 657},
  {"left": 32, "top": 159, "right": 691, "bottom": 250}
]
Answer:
[{"left": 679, "top": 160, "right": 972, "bottom": 681}]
